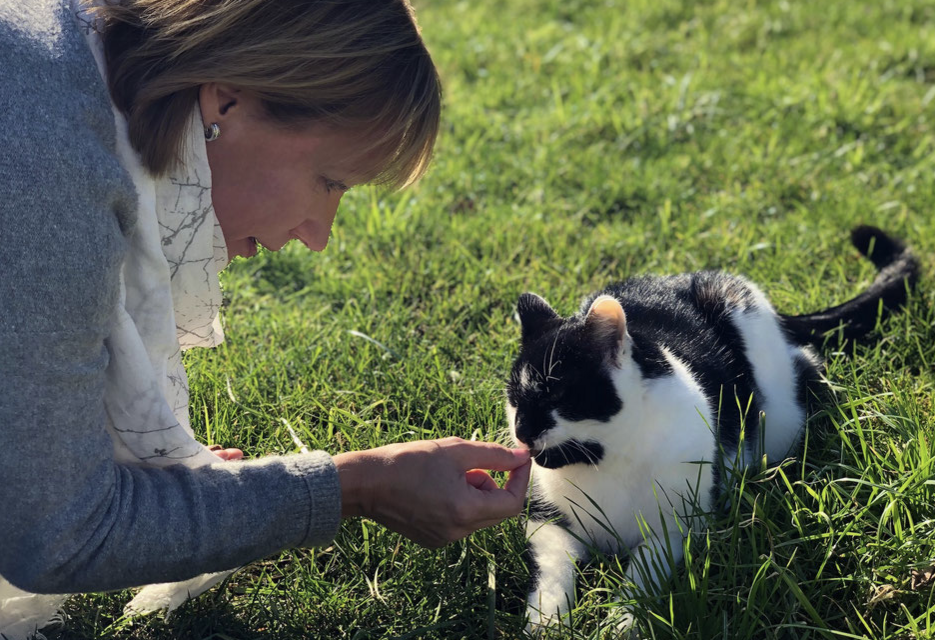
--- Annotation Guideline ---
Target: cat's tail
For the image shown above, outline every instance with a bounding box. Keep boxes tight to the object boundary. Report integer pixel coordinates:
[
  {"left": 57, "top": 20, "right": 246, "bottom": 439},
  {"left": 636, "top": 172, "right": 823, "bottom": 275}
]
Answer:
[{"left": 781, "top": 225, "right": 919, "bottom": 348}]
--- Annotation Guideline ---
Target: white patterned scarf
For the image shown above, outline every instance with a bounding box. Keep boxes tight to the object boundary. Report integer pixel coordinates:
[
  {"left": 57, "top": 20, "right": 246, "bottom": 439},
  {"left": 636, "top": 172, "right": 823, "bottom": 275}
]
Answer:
[{"left": 0, "top": 3, "right": 238, "bottom": 637}]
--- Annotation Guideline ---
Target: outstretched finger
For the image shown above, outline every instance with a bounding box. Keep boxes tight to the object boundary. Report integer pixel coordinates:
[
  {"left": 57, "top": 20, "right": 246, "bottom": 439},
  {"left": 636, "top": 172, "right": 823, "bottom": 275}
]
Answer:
[{"left": 447, "top": 439, "right": 530, "bottom": 472}]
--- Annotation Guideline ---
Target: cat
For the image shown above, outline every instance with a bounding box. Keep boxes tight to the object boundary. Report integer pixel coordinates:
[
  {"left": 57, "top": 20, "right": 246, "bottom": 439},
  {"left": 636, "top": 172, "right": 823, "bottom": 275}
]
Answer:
[{"left": 505, "top": 226, "right": 919, "bottom": 634}]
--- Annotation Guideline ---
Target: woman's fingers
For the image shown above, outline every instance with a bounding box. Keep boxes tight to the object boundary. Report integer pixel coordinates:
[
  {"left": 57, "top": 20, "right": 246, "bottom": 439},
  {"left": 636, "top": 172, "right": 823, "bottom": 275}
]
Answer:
[
  {"left": 443, "top": 437, "right": 530, "bottom": 472},
  {"left": 503, "top": 459, "right": 532, "bottom": 499},
  {"left": 440, "top": 440, "right": 532, "bottom": 523},
  {"left": 465, "top": 460, "right": 531, "bottom": 520},
  {"left": 208, "top": 445, "right": 244, "bottom": 461},
  {"left": 465, "top": 469, "right": 500, "bottom": 492},
  {"left": 463, "top": 461, "right": 532, "bottom": 529}
]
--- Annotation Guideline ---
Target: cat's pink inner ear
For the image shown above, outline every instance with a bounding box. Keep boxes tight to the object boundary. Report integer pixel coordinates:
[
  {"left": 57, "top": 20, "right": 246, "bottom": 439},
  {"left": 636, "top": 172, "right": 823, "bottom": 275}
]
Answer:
[{"left": 586, "top": 295, "right": 627, "bottom": 342}]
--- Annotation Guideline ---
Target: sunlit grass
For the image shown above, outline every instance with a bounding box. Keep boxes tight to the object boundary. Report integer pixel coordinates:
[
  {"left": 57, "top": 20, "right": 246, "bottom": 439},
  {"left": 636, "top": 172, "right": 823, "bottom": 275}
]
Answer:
[{"left": 60, "top": 0, "right": 935, "bottom": 637}]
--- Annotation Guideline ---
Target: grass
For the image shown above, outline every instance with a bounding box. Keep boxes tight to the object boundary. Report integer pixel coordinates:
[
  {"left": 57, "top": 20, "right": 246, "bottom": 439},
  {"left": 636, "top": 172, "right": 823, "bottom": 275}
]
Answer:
[{"left": 58, "top": 0, "right": 935, "bottom": 637}]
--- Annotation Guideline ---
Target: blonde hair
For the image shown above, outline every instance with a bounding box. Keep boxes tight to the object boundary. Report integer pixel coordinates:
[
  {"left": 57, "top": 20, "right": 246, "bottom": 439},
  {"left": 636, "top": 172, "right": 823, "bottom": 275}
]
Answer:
[{"left": 96, "top": 0, "right": 441, "bottom": 188}]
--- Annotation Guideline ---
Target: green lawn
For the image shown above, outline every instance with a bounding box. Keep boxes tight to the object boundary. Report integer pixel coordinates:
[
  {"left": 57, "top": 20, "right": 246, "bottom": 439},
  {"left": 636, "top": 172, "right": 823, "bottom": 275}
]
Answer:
[{"left": 61, "top": 0, "right": 935, "bottom": 638}]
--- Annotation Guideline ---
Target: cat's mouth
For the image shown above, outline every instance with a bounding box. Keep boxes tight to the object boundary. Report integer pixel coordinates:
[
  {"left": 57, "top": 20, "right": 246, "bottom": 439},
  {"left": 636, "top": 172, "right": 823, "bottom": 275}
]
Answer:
[{"left": 530, "top": 439, "right": 604, "bottom": 469}]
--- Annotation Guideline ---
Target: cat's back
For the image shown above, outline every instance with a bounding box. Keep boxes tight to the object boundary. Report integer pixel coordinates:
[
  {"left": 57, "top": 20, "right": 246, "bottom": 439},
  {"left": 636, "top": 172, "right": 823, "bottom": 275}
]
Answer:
[
  {"left": 584, "top": 271, "right": 751, "bottom": 376},
  {"left": 592, "top": 269, "right": 814, "bottom": 465},
  {"left": 594, "top": 270, "right": 756, "bottom": 323}
]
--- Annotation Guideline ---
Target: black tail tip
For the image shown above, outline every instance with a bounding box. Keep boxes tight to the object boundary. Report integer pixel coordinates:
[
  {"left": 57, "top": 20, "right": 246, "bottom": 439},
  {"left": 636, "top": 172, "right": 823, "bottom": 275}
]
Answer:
[{"left": 850, "top": 225, "right": 908, "bottom": 269}]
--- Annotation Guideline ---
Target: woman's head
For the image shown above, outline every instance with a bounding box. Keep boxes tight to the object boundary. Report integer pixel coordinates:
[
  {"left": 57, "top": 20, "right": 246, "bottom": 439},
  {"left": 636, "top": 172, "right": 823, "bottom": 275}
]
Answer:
[
  {"left": 197, "top": 85, "right": 390, "bottom": 259},
  {"left": 98, "top": 0, "right": 441, "bottom": 258}
]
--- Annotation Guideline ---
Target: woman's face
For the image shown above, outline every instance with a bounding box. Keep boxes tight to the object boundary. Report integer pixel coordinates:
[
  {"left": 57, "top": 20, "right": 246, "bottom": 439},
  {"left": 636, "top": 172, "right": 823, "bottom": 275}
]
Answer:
[{"left": 200, "top": 84, "right": 378, "bottom": 262}]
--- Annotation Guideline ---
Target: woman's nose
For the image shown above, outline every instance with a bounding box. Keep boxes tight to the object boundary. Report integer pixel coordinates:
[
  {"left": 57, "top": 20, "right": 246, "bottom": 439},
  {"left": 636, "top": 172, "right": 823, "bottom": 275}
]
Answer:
[{"left": 293, "top": 195, "right": 341, "bottom": 251}]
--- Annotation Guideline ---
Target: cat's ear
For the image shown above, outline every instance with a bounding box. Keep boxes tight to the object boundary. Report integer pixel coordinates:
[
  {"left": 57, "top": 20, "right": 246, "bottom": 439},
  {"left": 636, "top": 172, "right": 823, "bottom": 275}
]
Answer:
[
  {"left": 517, "top": 292, "right": 559, "bottom": 340},
  {"left": 585, "top": 295, "right": 627, "bottom": 364}
]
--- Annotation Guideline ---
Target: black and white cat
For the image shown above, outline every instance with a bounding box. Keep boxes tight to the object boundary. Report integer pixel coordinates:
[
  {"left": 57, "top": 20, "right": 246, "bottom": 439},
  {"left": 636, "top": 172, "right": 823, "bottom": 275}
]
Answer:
[{"left": 506, "top": 226, "right": 918, "bottom": 633}]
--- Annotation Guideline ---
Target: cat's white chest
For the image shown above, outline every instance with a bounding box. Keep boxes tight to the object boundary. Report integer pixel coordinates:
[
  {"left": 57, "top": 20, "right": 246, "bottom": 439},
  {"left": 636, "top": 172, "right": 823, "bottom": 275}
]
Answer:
[
  {"left": 534, "top": 455, "right": 656, "bottom": 551},
  {"left": 532, "top": 356, "right": 718, "bottom": 551}
]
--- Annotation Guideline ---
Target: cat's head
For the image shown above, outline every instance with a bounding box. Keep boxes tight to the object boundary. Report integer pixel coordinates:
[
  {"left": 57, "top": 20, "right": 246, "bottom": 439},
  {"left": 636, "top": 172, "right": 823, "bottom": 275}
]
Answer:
[{"left": 506, "top": 292, "right": 631, "bottom": 469}]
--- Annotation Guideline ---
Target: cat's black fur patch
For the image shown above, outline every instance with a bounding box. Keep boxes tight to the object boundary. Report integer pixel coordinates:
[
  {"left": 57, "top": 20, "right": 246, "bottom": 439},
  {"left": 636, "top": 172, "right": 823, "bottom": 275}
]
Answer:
[
  {"left": 522, "top": 541, "right": 541, "bottom": 598},
  {"left": 533, "top": 440, "right": 604, "bottom": 469},
  {"left": 524, "top": 495, "right": 570, "bottom": 594},
  {"left": 527, "top": 494, "right": 569, "bottom": 526},
  {"left": 585, "top": 272, "right": 764, "bottom": 465},
  {"left": 629, "top": 336, "right": 673, "bottom": 379},
  {"left": 508, "top": 401, "right": 557, "bottom": 448},
  {"left": 507, "top": 325, "right": 623, "bottom": 449},
  {"left": 792, "top": 352, "right": 824, "bottom": 415},
  {"left": 781, "top": 225, "right": 918, "bottom": 346}
]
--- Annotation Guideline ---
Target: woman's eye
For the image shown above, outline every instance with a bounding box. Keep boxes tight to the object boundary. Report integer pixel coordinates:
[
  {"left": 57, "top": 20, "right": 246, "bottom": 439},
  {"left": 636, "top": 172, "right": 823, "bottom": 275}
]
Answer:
[{"left": 323, "top": 178, "right": 349, "bottom": 194}]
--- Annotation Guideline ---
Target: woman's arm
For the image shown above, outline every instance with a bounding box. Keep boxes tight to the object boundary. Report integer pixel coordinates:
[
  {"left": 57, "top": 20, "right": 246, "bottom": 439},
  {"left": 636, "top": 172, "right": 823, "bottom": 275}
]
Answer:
[
  {"left": 0, "top": 271, "right": 342, "bottom": 595},
  {"left": 0, "top": 25, "right": 342, "bottom": 590}
]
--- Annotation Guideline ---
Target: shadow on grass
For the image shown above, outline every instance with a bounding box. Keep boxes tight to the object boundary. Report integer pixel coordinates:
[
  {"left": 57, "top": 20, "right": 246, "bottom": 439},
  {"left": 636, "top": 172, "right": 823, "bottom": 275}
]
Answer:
[{"left": 50, "top": 592, "right": 287, "bottom": 640}]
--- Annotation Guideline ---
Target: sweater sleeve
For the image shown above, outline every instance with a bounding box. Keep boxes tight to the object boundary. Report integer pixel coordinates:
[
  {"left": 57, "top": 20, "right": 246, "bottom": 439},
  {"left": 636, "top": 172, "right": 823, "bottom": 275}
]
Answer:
[
  {"left": 0, "top": 327, "right": 342, "bottom": 593},
  {"left": 0, "top": 1, "right": 341, "bottom": 595}
]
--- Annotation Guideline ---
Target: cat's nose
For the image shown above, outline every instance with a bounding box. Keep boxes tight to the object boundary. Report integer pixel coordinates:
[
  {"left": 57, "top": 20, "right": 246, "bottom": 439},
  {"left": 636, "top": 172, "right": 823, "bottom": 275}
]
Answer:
[
  {"left": 513, "top": 412, "right": 551, "bottom": 449},
  {"left": 511, "top": 430, "right": 534, "bottom": 447},
  {"left": 515, "top": 433, "right": 537, "bottom": 449}
]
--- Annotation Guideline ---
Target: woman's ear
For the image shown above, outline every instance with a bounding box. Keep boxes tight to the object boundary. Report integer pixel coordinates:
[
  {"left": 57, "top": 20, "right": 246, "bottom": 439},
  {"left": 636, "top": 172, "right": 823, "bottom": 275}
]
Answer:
[{"left": 198, "top": 83, "right": 242, "bottom": 127}]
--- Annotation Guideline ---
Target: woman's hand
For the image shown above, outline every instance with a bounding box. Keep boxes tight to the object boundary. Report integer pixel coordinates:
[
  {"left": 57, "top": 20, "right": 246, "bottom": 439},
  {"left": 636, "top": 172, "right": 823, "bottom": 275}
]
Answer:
[
  {"left": 207, "top": 444, "right": 245, "bottom": 461},
  {"left": 333, "top": 437, "right": 532, "bottom": 547}
]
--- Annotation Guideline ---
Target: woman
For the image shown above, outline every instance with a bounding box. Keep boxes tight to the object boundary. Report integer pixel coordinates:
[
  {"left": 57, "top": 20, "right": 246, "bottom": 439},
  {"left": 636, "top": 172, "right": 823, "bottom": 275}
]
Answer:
[{"left": 0, "top": 0, "right": 531, "bottom": 635}]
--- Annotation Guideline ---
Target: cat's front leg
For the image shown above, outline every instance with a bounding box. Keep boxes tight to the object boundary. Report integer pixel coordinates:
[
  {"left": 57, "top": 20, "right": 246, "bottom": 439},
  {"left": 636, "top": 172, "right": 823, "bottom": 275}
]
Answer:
[
  {"left": 525, "top": 519, "right": 587, "bottom": 633},
  {"left": 611, "top": 521, "right": 686, "bottom": 636}
]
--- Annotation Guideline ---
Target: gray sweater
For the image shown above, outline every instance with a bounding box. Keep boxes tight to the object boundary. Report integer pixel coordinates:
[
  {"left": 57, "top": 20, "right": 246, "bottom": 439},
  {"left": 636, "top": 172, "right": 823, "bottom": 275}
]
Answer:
[{"left": 0, "top": 0, "right": 341, "bottom": 594}]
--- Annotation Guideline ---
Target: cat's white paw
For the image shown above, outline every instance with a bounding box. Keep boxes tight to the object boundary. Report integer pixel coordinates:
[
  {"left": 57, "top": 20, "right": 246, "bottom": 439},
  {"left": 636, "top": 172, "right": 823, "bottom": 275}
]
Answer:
[
  {"left": 524, "top": 607, "right": 563, "bottom": 637},
  {"left": 607, "top": 609, "right": 643, "bottom": 640}
]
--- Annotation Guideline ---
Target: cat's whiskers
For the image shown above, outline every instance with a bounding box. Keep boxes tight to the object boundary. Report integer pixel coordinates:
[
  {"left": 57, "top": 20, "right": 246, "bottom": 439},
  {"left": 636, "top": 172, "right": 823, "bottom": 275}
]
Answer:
[
  {"left": 573, "top": 439, "right": 601, "bottom": 469},
  {"left": 545, "top": 332, "right": 562, "bottom": 383}
]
